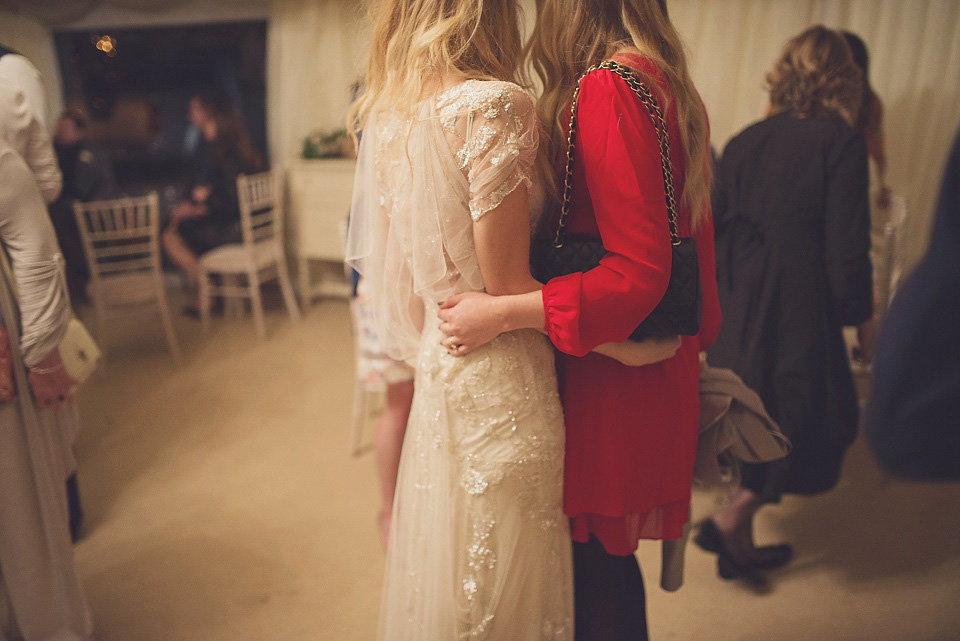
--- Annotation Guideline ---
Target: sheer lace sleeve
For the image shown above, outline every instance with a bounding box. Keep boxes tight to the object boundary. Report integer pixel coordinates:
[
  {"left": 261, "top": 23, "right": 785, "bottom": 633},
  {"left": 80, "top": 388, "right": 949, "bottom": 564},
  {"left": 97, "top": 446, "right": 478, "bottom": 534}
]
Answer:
[
  {"left": 443, "top": 83, "right": 539, "bottom": 221},
  {"left": 346, "top": 82, "right": 539, "bottom": 364}
]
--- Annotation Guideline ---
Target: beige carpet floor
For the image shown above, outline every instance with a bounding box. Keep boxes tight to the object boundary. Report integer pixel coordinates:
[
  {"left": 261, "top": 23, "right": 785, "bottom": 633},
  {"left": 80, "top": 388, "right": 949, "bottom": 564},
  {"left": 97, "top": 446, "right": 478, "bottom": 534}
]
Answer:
[{"left": 70, "top": 295, "right": 960, "bottom": 641}]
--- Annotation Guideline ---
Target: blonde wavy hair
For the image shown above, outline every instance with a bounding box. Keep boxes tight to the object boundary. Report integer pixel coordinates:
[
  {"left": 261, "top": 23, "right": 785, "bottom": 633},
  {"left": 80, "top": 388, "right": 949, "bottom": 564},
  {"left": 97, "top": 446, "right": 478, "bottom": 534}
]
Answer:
[
  {"left": 348, "top": 0, "right": 526, "bottom": 137},
  {"left": 527, "top": 0, "right": 711, "bottom": 227},
  {"left": 766, "top": 26, "right": 863, "bottom": 127}
]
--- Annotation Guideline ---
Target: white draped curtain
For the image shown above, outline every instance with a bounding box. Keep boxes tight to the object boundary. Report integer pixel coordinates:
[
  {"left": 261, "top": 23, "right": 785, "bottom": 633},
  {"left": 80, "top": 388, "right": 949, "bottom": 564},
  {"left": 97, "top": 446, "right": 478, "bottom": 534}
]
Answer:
[
  {"left": 266, "top": 0, "right": 367, "bottom": 167},
  {"left": 669, "top": 0, "right": 960, "bottom": 266}
]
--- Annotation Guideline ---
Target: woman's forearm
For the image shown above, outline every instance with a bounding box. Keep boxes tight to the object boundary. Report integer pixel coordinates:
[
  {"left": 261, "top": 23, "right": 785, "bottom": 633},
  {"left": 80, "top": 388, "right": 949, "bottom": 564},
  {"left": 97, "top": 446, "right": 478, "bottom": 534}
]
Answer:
[{"left": 497, "top": 289, "right": 547, "bottom": 334}]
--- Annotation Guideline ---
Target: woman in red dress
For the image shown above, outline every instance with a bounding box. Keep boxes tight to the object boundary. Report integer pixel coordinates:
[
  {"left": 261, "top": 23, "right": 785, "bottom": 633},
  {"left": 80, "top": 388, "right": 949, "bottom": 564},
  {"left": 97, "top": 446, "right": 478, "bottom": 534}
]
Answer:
[{"left": 437, "top": 1, "right": 721, "bottom": 638}]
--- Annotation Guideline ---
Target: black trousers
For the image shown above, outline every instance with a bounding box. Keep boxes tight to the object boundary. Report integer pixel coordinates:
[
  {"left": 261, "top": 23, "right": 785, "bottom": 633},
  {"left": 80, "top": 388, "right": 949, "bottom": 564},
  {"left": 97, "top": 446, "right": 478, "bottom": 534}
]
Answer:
[{"left": 573, "top": 535, "right": 649, "bottom": 641}]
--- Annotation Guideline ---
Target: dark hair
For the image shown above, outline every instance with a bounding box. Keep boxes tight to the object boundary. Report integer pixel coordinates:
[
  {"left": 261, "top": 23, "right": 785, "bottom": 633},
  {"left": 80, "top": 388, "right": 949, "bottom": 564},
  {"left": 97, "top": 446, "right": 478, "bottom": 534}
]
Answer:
[
  {"left": 193, "top": 91, "right": 263, "bottom": 173},
  {"left": 841, "top": 30, "right": 878, "bottom": 134},
  {"left": 210, "top": 108, "right": 263, "bottom": 173},
  {"left": 842, "top": 31, "right": 869, "bottom": 76},
  {"left": 192, "top": 90, "right": 232, "bottom": 119}
]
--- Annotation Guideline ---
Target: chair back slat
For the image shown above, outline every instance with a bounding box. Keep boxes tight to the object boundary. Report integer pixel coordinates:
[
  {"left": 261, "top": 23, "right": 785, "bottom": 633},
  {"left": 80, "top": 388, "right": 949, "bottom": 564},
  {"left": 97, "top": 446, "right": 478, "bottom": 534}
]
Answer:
[
  {"left": 236, "top": 170, "right": 284, "bottom": 247},
  {"left": 96, "top": 257, "right": 156, "bottom": 275},
  {"left": 90, "top": 241, "right": 153, "bottom": 259},
  {"left": 73, "top": 193, "right": 161, "bottom": 281}
]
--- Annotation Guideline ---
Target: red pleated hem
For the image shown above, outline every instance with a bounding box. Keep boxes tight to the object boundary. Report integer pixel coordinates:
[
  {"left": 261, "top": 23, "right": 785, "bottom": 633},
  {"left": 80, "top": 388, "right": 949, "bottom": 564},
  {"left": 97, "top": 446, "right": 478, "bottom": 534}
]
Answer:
[{"left": 569, "top": 498, "right": 690, "bottom": 556}]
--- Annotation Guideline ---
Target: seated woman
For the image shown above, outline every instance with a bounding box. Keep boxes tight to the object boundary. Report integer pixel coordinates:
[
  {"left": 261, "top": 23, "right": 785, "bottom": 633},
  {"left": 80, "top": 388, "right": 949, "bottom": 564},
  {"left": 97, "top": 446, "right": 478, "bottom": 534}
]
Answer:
[{"left": 163, "top": 93, "right": 263, "bottom": 314}]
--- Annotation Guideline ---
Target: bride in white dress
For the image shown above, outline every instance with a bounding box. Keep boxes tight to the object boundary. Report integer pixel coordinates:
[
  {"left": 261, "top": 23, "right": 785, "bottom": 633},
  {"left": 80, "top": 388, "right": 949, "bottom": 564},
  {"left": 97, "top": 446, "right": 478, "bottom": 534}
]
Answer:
[{"left": 346, "top": 1, "right": 575, "bottom": 638}]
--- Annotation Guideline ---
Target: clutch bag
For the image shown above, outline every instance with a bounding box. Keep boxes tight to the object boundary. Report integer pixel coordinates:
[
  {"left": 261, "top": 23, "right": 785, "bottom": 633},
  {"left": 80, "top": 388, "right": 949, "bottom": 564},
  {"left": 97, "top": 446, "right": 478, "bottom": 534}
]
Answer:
[{"left": 59, "top": 317, "right": 101, "bottom": 385}]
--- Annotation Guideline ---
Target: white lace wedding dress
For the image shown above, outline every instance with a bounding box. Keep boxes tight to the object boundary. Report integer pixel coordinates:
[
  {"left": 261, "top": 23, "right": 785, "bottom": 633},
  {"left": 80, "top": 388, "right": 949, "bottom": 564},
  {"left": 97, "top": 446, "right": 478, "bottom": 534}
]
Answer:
[{"left": 347, "top": 80, "right": 573, "bottom": 640}]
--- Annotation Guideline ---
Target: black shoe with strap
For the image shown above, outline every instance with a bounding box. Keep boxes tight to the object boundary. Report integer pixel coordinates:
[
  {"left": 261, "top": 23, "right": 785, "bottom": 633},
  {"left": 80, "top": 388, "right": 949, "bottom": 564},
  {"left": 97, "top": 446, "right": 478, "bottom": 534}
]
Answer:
[{"left": 695, "top": 519, "right": 794, "bottom": 576}]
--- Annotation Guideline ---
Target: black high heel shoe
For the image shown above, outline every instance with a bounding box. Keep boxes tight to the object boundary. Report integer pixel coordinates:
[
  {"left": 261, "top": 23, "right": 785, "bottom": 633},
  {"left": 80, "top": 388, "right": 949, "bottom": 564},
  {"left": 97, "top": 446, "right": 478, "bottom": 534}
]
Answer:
[{"left": 695, "top": 519, "right": 793, "bottom": 575}]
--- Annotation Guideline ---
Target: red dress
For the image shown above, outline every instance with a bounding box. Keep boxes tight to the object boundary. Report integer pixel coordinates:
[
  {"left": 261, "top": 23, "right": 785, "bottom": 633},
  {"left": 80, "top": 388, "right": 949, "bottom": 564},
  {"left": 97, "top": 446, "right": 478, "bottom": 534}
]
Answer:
[{"left": 540, "top": 54, "right": 722, "bottom": 555}]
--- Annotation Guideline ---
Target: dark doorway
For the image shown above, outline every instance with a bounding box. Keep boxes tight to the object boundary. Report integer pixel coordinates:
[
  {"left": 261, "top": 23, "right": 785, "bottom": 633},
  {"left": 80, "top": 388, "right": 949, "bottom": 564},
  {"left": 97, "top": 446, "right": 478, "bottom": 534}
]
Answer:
[{"left": 54, "top": 20, "right": 267, "bottom": 211}]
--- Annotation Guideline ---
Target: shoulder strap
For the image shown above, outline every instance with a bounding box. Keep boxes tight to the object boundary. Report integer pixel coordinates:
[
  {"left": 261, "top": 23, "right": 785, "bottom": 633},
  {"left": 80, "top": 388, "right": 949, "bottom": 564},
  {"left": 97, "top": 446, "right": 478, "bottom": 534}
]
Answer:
[{"left": 553, "top": 59, "right": 679, "bottom": 248}]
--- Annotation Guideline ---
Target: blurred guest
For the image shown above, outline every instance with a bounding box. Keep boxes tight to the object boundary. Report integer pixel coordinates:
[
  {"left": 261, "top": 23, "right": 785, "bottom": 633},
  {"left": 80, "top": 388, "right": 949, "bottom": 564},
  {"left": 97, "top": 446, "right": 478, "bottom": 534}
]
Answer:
[
  {"left": 0, "top": 44, "right": 61, "bottom": 203},
  {"left": 700, "top": 26, "right": 873, "bottom": 579},
  {"left": 49, "top": 108, "right": 118, "bottom": 304},
  {"left": 865, "top": 129, "right": 960, "bottom": 480},
  {"left": 842, "top": 31, "right": 889, "bottom": 207},
  {"left": 162, "top": 92, "right": 263, "bottom": 314},
  {"left": 1, "top": 54, "right": 86, "bottom": 542},
  {"left": 345, "top": 81, "right": 415, "bottom": 548},
  {"left": 351, "top": 277, "right": 414, "bottom": 546},
  {"left": 0, "top": 136, "right": 96, "bottom": 641},
  {"left": 843, "top": 31, "right": 892, "bottom": 337}
]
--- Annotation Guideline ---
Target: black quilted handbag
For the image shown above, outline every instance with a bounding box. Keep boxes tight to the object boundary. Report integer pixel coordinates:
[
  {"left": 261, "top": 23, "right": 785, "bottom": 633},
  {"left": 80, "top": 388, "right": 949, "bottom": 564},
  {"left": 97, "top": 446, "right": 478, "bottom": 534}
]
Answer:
[{"left": 532, "top": 60, "right": 701, "bottom": 340}]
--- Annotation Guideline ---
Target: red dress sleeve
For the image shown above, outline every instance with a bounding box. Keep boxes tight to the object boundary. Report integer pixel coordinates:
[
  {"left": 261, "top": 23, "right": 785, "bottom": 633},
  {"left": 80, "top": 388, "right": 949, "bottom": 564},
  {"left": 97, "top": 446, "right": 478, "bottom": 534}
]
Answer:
[{"left": 541, "top": 70, "right": 672, "bottom": 356}]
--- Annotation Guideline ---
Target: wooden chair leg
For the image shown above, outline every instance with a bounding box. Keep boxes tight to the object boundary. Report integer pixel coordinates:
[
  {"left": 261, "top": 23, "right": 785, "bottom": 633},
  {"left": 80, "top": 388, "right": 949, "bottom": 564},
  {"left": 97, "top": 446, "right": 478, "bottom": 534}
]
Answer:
[
  {"left": 277, "top": 257, "right": 301, "bottom": 322},
  {"left": 92, "top": 299, "right": 109, "bottom": 366},
  {"left": 350, "top": 381, "right": 366, "bottom": 457},
  {"left": 249, "top": 269, "right": 266, "bottom": 340},
  {"left": 156, "top": 285, "right": 182, "bottom": 363},
  {"left": 199, "top": 267, "right": 212, "bottom": 335},
  {"left": 221, "top": 274, "right": 242, "bottom": 320},
  {"left": 299, "top": 256, "right": 313, "bottom": 311}
]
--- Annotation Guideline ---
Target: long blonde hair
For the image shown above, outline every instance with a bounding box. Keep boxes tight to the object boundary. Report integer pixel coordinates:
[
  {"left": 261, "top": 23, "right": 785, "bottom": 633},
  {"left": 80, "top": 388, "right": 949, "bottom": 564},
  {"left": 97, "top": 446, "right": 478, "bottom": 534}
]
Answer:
[
  {"left": 527, "top": 0, "right": 711, "bottom": 227},
  {"left": 767, "top": 26, "right": 862, "bottom": 127},
  {"left": 349, "top": 0, "right": 526, "bottom": 137}
]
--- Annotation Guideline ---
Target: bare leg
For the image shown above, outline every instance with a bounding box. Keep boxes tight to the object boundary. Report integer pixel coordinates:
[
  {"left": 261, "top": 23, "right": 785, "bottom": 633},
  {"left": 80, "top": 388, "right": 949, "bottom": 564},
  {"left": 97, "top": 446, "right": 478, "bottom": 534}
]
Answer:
[
  {"left": 712, "top": 486, "right": 763, "bottom": 550},
  {"left": 163, "top": 225, "right": 200, "bottom": 279},
  {"left": 162, "top": 225, "right": 201, "bottom": 307},
  {"left": 374, "top": 379, "right": 414, "bottom": 547}
]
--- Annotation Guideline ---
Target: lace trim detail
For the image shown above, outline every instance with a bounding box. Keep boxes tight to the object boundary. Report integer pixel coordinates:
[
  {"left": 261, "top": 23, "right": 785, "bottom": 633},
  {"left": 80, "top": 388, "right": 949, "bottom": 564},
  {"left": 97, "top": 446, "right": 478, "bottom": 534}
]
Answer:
[{"left": 469, "top": 170, "right": 531, "bottom": 222}]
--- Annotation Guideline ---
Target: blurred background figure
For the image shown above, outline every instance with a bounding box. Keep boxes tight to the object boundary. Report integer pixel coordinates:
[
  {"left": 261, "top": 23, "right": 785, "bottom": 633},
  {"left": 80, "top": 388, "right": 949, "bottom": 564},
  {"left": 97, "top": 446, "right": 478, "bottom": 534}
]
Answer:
[
  {"left": 0, "top": 47, "right": 88, "bottom": 543},
  {"left": 865, "top": 129, "right": 960, "bottom": 481},
  {"left": 48, "top": 108, "right": 118, "bottom": 305},
  {"left": 842, "top": 31, "right": 889, "bottom": 209},
  {"left": 700, "top": 26, "right": 873, "bottom": 581},
  {"left": 842, "top": 31, "right": 895, "bottom": 356},
  {"left": 0, "top": 133, "right": 95, "bottom": 641},
  {"left": 162, "top": 91, "right": 263, "bottom": 315},
  {"left": 350, "top": 276, "right": 414, "bottom": 547}
]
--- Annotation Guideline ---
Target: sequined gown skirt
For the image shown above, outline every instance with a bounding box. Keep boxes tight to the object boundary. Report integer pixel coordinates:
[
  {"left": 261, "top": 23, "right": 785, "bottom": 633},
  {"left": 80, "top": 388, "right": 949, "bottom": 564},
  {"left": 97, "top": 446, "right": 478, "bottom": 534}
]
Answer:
[{"left": 378, "top": 308, "right": 573, "bottom": 641}]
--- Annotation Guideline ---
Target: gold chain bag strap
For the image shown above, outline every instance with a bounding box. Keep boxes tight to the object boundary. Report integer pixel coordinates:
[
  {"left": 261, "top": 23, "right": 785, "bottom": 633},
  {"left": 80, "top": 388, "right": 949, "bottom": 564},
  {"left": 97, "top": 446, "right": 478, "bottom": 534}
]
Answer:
[{"left": 532, "top": 59, "right": 702, "bottom": 340}]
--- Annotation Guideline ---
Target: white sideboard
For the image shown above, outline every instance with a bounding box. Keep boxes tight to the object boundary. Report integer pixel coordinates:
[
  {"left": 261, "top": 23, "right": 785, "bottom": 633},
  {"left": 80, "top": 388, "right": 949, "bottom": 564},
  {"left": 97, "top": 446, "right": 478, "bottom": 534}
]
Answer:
[{"left": 286, "top": 158, "right": 356, "bottom": 305}]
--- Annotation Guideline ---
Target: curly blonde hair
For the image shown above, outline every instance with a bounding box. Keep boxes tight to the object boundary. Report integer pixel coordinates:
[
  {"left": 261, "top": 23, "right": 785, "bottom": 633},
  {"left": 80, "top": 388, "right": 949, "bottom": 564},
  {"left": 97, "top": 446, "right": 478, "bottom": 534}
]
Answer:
[{"left": 766, "top": 25, "right": 863, "bottom": 126}]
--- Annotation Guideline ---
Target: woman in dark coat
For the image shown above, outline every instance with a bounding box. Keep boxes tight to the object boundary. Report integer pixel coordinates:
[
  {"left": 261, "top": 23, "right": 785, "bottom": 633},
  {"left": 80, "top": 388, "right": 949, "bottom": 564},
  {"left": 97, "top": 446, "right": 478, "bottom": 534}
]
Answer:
[{"left": 697, "top": 25, "right": 874, "bottom": 579}]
